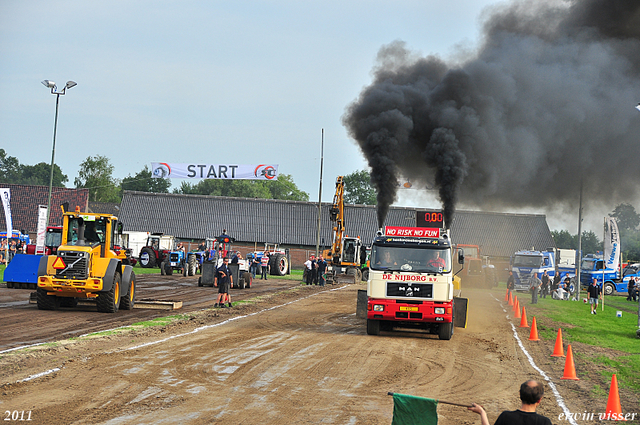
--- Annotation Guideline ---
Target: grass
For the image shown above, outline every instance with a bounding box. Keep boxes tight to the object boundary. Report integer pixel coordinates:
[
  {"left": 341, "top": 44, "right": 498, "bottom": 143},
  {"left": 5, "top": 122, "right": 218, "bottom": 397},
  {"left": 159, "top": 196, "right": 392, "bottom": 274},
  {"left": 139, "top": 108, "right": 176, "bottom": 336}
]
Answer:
[
  {"left": 0, "top": 263, "right": 4, "bottom": 281},
  {"left": 511, "top": 290, "right": 640, "bottom": 396}
]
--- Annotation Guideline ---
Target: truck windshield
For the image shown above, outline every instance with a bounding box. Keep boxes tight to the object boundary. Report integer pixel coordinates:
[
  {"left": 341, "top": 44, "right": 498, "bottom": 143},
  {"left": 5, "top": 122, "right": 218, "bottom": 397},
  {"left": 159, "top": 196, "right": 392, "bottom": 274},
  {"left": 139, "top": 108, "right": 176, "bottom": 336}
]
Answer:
[
  {"left": 513, "top": 255, "right": 542, "bottom": 267},
  {"left": 45, "top": 230, "right": 62, "bottom": 247},
  {"left": 370, "top": 245, "right": 451, "bottom": 273},
  {"left": 581, "top": 259, "right": 603, "bottom": 271}
]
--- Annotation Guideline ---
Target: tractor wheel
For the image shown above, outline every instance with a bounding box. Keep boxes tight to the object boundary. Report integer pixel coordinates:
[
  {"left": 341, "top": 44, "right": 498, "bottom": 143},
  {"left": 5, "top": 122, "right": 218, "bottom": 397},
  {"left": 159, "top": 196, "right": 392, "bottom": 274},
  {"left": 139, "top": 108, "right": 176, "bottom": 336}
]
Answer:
[
  {"left": 139, "top": 248, "right": 157, "bottom": 268},
  {"left": 182, "top": 261, "right": 188, "bottom": 277},
  {"left": 59, "top": 297, "right": 78, "bottom": 308},
  {"left": 242, "top": 272, "right": 252, "bottom": 289},
  {"left": 198, "top": 276, "right": 203, "bottom": 287},
  {"left": 121, "top": 272, "right": 136, "bottom": 310},
  {"left": 188, "top": 255, "right": 198, "bottom": 276},
  {"left": 36, "top": 287, "right": 57, "bottom": 310},
  {"left": 238, "top": 276, "right": 245, "bottom": 289},
  {"left": 97, "top": 273, "right": 121, "bottom": 313},
  {"left": 166, "top": 262, "right": 173, "bottom": 275},
  {"left": 160, "top": 261, "right": 166, "bottom": 275},
  {"left": 366, "top": 319, "right": 380, "bottom": 335},
  {"left": 270, "top": 253, "right": 288, "bottom": 276}
]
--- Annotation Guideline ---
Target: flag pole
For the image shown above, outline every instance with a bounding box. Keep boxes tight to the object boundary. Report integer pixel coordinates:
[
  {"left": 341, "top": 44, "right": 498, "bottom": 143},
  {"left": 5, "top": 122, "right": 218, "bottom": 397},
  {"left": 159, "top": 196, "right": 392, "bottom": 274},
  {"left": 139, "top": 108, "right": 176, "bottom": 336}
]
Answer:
[
  {"left": 387, "top": 392, "right": 472, "bottom": 407},
  {"left": 602, "top": 217, "right": 606, "bottom": 312}
]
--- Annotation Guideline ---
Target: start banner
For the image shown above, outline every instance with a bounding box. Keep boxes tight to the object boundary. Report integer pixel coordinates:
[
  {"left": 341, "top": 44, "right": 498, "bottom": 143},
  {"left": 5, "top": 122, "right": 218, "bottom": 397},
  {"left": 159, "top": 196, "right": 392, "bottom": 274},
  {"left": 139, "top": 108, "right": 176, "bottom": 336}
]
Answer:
[{"left": 151, "top": 163, "right": 278, "bottom": 180}]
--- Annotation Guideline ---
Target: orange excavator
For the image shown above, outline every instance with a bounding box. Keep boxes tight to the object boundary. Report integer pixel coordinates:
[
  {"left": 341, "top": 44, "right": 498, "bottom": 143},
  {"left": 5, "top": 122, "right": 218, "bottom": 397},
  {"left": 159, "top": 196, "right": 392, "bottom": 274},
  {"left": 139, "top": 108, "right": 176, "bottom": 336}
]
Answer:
[{"left": 322, "top": 176, "right": 365, "bottom": 284}]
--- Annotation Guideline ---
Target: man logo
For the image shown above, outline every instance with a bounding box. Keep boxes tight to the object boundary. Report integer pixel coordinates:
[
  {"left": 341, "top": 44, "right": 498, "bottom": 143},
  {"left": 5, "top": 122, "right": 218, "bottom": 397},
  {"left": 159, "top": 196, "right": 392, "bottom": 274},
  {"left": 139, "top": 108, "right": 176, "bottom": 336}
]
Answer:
[
  {"left": 254, "top": 164, "right": 276, "bottom": 180},
  {"left": 153, "top": 163, "right": 171, "bottom": 178}
]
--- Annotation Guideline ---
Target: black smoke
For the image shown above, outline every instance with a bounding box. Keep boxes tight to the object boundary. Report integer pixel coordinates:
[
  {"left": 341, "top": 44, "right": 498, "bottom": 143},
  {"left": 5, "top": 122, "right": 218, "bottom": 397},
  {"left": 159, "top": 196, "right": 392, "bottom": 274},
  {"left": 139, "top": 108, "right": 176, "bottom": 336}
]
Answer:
[{"left": 343, "top": 0, "right": 640, "bottom": 228}]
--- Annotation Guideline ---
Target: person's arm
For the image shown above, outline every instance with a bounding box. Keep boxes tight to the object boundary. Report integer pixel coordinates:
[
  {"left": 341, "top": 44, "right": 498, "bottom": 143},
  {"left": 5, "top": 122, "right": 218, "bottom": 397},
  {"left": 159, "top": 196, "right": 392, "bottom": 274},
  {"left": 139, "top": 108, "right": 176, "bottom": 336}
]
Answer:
[{"left": 467, "top": 403, "right": 490, "bottom": 425}]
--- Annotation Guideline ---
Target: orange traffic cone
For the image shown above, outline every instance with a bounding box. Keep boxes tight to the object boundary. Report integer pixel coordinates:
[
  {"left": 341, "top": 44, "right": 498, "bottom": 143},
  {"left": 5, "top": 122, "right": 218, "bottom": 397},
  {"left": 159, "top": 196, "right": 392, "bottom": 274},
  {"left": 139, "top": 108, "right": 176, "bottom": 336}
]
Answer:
[
  {"left": 561, "top": 344, "right": 579, "bottom": 380},
  {"left": 551, "top": 328, "right": 565, "bottom": 357},
  {"left": 514, "top": 298, "right": 521, "bottom": 318},
  {"left": 505, "top": 289, "right": 509, "bottom": 302},
  {"left": 519, "top": 306, "right": 529, "bottom": 328},
  {"left": 605, "top": 374, "right": 625, "bottom": 420},
  {"left": 529, "top": 317, "right": 540, "bottom": 341},
  {"left": 512, "top": 296, "right": 518, "bottom": 312},
  {"left": 508, "top": 292, "right": 514, "bottom": 306}
]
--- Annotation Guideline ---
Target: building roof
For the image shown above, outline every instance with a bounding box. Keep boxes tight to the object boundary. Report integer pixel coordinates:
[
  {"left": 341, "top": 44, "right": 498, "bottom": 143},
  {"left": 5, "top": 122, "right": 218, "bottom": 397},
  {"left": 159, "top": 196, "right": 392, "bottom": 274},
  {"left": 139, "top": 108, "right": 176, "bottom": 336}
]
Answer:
[
  {"left": 120, "top": 191, "right": 555, "bottom": 258},
  {"left": 88, "top": 202, "right": 121, "bottom": 216},
  {"left": 0, "top": 184, "right": 89, "bottom": 233}
]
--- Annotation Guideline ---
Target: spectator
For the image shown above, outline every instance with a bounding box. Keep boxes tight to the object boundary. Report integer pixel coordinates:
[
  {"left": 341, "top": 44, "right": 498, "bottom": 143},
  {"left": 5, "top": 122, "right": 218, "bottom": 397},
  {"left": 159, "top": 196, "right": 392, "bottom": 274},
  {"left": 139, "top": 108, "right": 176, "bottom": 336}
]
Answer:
[
  {"left": 317, "top": 255, "right": 327, "bottom": 286},
  {"left": 506, "top": 271, "right": 515, "bottom": 299},
  {"left": 627, "top": 277, "right": 636, "bottom": 302},
  {"left": 552, "top": 284, "right": 567, "bottom": 300},
  {"left": 588, "top": 278, "right": 602, "bottom": 315},
  {"left": 551, "top": 273, "right": 561, "bottom": 293},
  {"left": 8, "top": 240, "right": 16, "bottom": 263},
  {"left": 260, "top": 252, "right": 269, "bottom": 280},
  {"left": 214, "top": 257, "right": 233, "bottom": 308},
  {"left": 231, "top": 252, "right": 242, "bottom": 264},
  {"left": 529, "top": 273, "right": 542, "bottom": 304},
  {"left": 251, "top": 254, "right": 260, "bottom": 279},
  {"left": 468, "top": 380, "right": 552, "bottom": 425},
  {"left": 540, "top": 271, "right": 550, "bottom": 299},
  {"left": 304, "top": 255, "right": 316, "bottom": 285}
]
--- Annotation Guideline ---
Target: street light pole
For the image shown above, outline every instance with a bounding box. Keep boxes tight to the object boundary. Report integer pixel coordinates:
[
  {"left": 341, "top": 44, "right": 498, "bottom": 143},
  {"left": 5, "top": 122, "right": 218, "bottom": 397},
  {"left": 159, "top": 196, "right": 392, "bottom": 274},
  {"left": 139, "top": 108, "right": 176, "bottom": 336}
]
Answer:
[{"left": 42, "top": 80, "right": 76, "bottom": 230}]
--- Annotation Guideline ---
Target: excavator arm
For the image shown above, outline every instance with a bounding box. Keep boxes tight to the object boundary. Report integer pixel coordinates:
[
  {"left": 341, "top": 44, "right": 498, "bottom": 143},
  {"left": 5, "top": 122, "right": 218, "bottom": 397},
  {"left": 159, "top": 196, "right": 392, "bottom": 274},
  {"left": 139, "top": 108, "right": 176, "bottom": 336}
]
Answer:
[{"left": 328, "top": 176, "right": 345, "bottom": 265}]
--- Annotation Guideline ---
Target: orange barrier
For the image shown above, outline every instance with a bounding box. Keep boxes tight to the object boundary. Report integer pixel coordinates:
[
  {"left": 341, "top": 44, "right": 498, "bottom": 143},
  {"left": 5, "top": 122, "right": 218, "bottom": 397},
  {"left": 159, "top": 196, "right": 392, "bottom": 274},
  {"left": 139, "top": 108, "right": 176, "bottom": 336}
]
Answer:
[
  {"left": 605, "top": 374, "right": 624, "bottom": 420},
  {"left": 519, "top": 306, "right": 529, "bottom": 328},
  {"left": 561, "top": 344, "right": 579, "bottom": 380},
  {"left": 551, "top": 328, "right": 565, "bottom": 357},
  {"left": 529, "top": 317, "right": 540, "bottom": 341}
]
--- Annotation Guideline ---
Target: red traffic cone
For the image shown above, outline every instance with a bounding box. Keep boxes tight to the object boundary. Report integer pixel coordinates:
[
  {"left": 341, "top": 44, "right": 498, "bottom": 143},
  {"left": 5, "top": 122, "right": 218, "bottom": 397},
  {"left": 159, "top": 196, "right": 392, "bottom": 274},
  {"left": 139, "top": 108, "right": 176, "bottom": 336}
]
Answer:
[
  {"left": 514, "top": 299, "right": 521, "bottom": 318},
  {"left": 519, "top": 306, "right": 529, "bottom": 328},
  {"left": 508, "top": 292, "right": 514, "bottom": 306},
  {"left": 605, "top": 374, "right": 625, "bottom": 420},
  {"left": 529, "top": 317, "right": 540, "bottom": 341},
  {"left": 551, "top": 328, "right": 564, "bottom": 357},
  {"left": 561, "top": 344, "right": 579, "bottom": 380}
]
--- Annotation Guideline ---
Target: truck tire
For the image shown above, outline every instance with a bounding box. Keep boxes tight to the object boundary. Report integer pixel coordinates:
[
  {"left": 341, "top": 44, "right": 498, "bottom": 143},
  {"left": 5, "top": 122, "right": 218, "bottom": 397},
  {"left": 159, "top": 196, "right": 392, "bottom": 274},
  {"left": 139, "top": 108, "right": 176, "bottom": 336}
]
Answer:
[
  {"left": 366, "top": 319, "right": 380, "bottom": 335},
  {"left": 59, "top": 297, "right": 78, "bottom": 308},
  {"left": 139, "top": 248, "right": 157, "bottom": 268},
  {"left": 36, "top": 287, "right": 57, "bottom": 310},
  {"left": 270, "top": 254, "right": 288, "bottom": 276},
  {"left": 160, "top": 261, "right": 166, "bottom": 275},
  {"left": 188, "top": 255, "right": 198, "bottom": 276},
  {"left": 604, "top": 282, "right": 615, "bottom": 296},
  {"left": 242, "top": 272, "right": 252, "bottom": 289},
  {"left": 120, "top": 272, "right": 136, "bottom": 310},
  {"left": 438, "top": 322, "right": 453, "bottom": 340},
  {"left": 97, "top": 273, "right": 121, "bottom": 313}
]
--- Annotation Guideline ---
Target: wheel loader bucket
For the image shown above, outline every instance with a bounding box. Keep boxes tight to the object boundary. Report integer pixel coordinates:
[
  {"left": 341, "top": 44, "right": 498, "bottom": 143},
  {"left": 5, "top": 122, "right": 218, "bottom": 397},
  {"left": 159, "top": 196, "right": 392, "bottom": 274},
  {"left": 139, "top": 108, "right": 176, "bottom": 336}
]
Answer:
[{"left": 334, "top": 273, "right": 357, "bottom": 284}]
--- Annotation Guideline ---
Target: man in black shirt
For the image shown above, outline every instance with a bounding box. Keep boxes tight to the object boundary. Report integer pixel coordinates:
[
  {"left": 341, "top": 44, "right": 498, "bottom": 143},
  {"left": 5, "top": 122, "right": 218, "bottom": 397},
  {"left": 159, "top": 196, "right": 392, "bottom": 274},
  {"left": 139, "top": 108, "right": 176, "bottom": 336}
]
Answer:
[
  {"left": 214, "top": 257, "right": 233, "bottom": 308},
  {"left": 468, "top": 380, "right": 552, "bottom": 425},
  {"left": 588, "top": 278, "right": 602, "bottom": 315}
]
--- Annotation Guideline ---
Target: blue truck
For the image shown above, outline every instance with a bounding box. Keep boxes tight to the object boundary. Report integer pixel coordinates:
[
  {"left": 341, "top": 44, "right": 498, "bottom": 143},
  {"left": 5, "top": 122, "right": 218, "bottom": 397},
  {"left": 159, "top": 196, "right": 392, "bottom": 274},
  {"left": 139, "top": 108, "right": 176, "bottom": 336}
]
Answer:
[
  {"left": 510, "top": 248, "right": 577, "bottom": 292},
  {"left": 579, "top": 254, "right": 640, "bottom": 296}
]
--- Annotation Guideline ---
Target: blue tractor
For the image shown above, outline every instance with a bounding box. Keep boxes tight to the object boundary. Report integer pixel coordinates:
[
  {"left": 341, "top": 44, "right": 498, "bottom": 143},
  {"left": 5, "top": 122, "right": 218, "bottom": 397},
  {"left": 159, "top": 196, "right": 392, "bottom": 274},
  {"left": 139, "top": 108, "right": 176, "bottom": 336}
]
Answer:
[{"left": 161, "top": 242, "right": 188, "bottom": 276}]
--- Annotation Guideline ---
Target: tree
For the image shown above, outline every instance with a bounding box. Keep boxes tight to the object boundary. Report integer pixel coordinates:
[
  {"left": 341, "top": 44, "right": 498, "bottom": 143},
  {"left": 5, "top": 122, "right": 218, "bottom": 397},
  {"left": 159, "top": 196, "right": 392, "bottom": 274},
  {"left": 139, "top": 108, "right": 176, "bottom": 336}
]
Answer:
[
  {"left": 551, "top": 230, "right": 576, "bottom": 249},
  {"left": 121, "top": 165, "right": 171, "bottom": 193},
  {"left": 609, "top": 203, "right": 640, "bottom": 234},
  {"left": 74, "top": 155, "right": 121, "bottom": 202},
  {"left": 343, "top": 170, "right": 376, "bottom": 205},
  {"left": 173, "top": 174, "right": 308, "bottom": 201},
  {"left": 580, "top": 230, "right": 602, "bottom": 255},
  {"left": 0, "top": 149, "right": 67, "bottom": 187}
]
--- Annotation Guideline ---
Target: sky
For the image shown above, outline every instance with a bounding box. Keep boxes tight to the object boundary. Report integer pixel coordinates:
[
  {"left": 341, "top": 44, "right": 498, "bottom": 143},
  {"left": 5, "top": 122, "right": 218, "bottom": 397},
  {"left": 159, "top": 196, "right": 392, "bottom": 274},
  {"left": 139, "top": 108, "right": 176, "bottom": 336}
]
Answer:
[{"left": 0, "top": 0, "right": 634, "bottom": 235}]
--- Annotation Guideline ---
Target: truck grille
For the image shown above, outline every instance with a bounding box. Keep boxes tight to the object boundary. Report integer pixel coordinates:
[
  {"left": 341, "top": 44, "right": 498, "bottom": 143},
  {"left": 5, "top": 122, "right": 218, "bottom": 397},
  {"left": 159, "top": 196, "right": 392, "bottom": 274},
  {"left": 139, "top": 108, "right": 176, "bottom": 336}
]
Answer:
[
  {"left": 55, "top": 251, "right": 88, "bottom": 280},
  {"left": 386, "top": 282, "right": 432, "bottom": 298}
]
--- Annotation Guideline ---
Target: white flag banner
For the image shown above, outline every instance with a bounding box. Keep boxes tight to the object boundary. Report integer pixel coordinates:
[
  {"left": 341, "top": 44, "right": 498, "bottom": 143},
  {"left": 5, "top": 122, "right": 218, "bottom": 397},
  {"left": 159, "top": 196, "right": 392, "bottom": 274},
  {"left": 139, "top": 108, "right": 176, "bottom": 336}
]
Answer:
[
  {"left": 151, "top": 163, "right": 278, "bottom": 180},
  {"left": 604, "top": 217, "right": 620, "bottom": 271},
  {"left": 36, "top": 205, "right": 48, "bottom": 254},
  {"left": 0, "top": 188, "right": 11, "bottom": 238}
]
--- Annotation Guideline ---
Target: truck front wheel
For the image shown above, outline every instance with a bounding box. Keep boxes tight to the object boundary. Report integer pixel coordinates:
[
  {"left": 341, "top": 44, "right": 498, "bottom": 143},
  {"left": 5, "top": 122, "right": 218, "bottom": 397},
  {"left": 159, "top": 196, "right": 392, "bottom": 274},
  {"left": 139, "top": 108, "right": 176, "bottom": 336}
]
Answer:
[
  {"left": 438, "top": 322, "right": 453, "bottom": 340},
  {"left": 97, "top": 273, "right": 121, "bottom": 313},
  {"left": 366, "top": 319, "right": 380, "bottom": 335},
  {"left": 604, "top": 282, "right": 615, "bottom": 296}
]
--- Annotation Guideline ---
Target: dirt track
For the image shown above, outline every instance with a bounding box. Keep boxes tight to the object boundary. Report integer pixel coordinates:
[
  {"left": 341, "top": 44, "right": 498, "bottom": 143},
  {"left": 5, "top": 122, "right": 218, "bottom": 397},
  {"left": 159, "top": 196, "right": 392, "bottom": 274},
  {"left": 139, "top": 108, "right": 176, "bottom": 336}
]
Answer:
[{"left": 0, "top": 284, "right": 633, "bottom": 424}]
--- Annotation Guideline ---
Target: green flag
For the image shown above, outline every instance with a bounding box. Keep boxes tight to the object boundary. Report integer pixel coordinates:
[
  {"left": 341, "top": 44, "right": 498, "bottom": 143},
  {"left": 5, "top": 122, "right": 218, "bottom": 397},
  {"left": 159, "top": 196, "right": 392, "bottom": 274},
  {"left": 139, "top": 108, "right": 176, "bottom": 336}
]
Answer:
[{"left": 391, "top": 393, "right": 438, "bottom": 425}]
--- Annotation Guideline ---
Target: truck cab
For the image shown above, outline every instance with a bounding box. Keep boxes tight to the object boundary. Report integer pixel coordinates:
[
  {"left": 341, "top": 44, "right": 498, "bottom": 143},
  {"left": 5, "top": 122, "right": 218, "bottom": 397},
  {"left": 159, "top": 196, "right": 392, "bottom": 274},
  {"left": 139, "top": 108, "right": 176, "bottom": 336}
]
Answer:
[{"left": 580, "top": 254, "right": 625, "bottom": 295}]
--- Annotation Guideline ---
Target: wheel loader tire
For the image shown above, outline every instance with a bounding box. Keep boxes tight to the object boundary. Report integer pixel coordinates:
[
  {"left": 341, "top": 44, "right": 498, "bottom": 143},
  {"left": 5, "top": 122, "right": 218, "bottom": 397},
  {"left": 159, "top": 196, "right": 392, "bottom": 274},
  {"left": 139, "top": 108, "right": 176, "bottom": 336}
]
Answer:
[
  {"left": 270, "top": 253, "right": 288, "bottom": 276},
  {"left": 59, "top": 297, "right": 78, "bottom": 308},
  {"left": 242, "top": 272, "right": 252, "bottom": 289},
  {"left": 188, "top": 255, "right": 198, "bottom": 276},
  {"left": 121, "top": 272, "right": 136, "bottom": 310},
  {"left": 139, "top": 248, "right": 157, "bottom": 268},
  {"left": 160, "top": 261, "right": 166, "bottom": 275},
  {"left": 36, "top": 287, "right": 57, "bottom": 310},
  {"left": 97, "top": 273, "right": 121, "bottom": 313}
]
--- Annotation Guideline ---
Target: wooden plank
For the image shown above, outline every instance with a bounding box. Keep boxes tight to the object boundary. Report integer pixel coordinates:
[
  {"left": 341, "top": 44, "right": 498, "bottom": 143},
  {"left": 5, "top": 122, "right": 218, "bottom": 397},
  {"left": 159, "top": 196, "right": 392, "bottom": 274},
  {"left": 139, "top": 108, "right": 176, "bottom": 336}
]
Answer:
[{"left": 134, "top": 300, "right": 183, "bottom": 310}]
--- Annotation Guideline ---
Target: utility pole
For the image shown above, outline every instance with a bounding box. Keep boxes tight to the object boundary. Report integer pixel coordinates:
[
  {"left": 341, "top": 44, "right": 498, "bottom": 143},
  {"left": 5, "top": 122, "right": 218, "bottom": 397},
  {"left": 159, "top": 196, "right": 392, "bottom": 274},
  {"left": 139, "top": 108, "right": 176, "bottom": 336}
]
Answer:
[{"left": 315, "top": 129, "right": 324, "bottom": 258}]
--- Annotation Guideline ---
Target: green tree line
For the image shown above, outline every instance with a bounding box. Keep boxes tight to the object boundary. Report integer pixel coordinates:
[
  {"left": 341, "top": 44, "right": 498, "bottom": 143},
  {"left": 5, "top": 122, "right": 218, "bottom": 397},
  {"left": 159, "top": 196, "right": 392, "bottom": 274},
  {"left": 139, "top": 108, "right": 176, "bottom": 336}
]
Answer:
[{"left": 0, "top": 149, "right": 308, "bottom": 203}]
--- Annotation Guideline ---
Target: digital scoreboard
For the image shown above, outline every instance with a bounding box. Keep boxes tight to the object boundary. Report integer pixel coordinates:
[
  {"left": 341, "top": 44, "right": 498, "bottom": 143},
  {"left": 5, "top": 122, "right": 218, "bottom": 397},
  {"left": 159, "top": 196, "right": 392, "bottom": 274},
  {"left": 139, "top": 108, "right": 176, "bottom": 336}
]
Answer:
[{"left": 416, "top": 211, "right": 445, "bottom": 229}]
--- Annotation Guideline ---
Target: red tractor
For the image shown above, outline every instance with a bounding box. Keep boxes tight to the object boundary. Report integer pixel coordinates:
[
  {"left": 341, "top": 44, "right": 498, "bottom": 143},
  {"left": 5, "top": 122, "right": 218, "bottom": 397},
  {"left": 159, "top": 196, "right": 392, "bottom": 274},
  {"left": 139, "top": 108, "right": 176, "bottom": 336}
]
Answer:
[{"left": 138, "top": 233, "right": 174, "bottom": 269}]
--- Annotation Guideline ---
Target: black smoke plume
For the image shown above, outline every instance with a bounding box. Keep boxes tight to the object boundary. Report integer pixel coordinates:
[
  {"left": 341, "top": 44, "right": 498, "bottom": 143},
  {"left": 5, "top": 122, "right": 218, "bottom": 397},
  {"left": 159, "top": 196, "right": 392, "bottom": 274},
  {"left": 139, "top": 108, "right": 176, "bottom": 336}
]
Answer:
[{"left": 343, "top": 0, "right": 640, "bottom": 228}]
